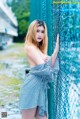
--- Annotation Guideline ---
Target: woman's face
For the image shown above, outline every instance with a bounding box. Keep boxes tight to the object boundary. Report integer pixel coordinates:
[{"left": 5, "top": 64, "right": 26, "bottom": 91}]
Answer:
[{"left": 36, "top": 26, "right": 45, "bottom": 43}]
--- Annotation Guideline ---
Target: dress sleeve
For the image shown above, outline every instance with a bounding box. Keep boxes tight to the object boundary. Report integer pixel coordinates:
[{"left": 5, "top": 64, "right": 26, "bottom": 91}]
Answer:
[{"left": 29, "top": 56, "right": 59, "bottom": 81}]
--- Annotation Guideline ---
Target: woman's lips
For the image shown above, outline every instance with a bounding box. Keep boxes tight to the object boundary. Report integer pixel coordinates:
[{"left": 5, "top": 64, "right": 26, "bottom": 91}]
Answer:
[
  {"left": 38, "top": 37, "right": 42, "bottom": 39},
  {"left": 37, "top": 37, "right": 42, "bottom": 42}
]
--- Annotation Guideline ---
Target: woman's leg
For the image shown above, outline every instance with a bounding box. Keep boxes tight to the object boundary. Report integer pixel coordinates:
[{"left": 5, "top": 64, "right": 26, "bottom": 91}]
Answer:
[
  {"left": 35, "top": 107, "right": 48, "bottom": 119},
  {"left": 21, "top": 108, "right": 37, "bottom": 119}
]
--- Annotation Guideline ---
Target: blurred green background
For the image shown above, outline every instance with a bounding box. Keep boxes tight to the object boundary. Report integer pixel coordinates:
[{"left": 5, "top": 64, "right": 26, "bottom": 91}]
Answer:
[{"left": 7, "top": 0, "right": 30, "bottom": 42}]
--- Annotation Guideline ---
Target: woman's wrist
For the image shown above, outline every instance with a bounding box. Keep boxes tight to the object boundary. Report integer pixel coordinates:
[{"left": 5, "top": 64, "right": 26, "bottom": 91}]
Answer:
[
  {"left": 55, "top": 44, "right": 59, "bottom": 53},
  {"left": 54, "top": 48, "right": 58, "bottom": 55}
]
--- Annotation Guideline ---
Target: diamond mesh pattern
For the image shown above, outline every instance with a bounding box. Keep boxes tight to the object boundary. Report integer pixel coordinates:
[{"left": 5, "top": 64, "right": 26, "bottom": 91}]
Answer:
[{"left": 30, "top": 0, "right": 80, "bottom": 118}]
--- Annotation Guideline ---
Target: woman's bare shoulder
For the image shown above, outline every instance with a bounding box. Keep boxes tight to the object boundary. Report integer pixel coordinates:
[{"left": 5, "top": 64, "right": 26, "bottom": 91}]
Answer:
[
  {"left": 25, "top": 44, "right": 36, "bottom": 51},
  {"left": 25, "top": 44, "right": 40, "bottom": 57},
  {"left": 25, "top": 45, "right": 44, "bottom": 65},
  {"left": 25, "top": 45, "right": 38, "bottom": 55}
]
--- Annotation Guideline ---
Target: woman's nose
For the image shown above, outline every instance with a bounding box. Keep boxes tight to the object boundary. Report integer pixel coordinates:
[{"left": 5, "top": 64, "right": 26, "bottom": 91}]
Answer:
[{"left": 39, "top": 32, "right": 42, "bottom": 36}]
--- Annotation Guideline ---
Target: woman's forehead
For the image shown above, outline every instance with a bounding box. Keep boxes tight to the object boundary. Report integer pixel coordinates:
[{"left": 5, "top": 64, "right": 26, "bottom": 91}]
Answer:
[{"left": 37, "top": 26, "right": 45, "bottom": 30}]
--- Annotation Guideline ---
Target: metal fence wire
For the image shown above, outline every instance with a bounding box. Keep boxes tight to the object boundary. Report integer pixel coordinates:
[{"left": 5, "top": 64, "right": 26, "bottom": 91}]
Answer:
[
  {"left": 30, "top": 0, "right": 80, "bottom": 119},
  {"left": 53, "top": 0, "right": 80, "bottom": 119}
]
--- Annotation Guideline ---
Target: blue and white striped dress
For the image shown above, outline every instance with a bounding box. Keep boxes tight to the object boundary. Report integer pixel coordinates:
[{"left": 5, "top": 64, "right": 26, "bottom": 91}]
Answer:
[{"left": 19, "top": 56, "right": 59, "bottom": 117}]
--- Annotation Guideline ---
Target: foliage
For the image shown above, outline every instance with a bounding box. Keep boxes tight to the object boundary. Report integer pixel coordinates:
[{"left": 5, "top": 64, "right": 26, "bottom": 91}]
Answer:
[{"left": 7, "top": 0, "right": 30, "bottom": 42}]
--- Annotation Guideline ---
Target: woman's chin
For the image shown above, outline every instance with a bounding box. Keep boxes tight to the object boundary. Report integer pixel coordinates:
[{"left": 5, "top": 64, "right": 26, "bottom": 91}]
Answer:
[{"left": 37, "top": 40, "right": 42, "bottom": 43}]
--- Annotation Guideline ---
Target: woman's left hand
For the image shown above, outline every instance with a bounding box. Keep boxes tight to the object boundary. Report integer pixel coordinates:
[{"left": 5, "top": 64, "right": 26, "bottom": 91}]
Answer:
[{"left": 44, "top": 56, "right": 50, "bottom": 62}]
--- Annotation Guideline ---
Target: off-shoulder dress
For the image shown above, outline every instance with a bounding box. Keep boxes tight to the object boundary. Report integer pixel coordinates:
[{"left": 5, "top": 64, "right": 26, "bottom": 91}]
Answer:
[{"left": 19, "top": 56, "right": 59, "bottom": 117}]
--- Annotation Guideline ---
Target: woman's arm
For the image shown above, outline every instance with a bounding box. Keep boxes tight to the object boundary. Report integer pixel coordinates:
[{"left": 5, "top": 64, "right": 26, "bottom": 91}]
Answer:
[
  {"left": 52, "top": 34, "right": 59, "bottom": 66},
  {"left": 25, "top": 45, "right": 45, "bottom": 65}
]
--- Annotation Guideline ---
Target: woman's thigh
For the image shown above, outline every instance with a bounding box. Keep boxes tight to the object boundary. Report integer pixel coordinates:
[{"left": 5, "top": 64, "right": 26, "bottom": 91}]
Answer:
[{"left": 21, "top": 108, "right": 37, "bottom": 119}]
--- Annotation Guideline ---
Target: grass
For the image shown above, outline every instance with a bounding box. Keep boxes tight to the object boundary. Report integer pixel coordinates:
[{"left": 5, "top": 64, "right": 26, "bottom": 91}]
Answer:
[
  {"left": 0, "top": 43, "right": 27, "bottom": 106},
  {"left": 5, "top": 77, "right": 22, "bottom": 85},
  {"left": 0, "top": 43, "right": 26, "bottom": 60},
  {"left": 8, "top": 43, "right": 24, "bottom": 48},
  {"left": 0, "top": 74, "right": 22, "bottom": 86},
  {"left": 0, "top": 63, "right": 3, "bottom": 70},
  {"left": 0, "top": 101, "right": 5, "bottom": 106},
  {"left": 0, "top": 74, "right": 22, "bottom": 106}
]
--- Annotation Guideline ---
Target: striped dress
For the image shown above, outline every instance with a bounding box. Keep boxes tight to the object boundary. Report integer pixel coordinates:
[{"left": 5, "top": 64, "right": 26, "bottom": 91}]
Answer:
[{"left": 19, "top": 56, "right": 59, "bottom": 117}]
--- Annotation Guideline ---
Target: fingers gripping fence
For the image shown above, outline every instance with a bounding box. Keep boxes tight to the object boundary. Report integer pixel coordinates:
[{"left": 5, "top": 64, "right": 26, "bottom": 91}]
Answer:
[{"left": 30, "top": 0, "right": 80, "bottom": 119}]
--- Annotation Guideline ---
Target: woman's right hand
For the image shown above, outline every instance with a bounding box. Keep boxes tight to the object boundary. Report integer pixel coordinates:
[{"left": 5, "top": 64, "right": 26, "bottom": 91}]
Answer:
[
  {"left": 55, "top": 34, "right": 59, "bottom": 52},
  {"left": 51, "top": 34, "right": 59, "bottom": 66}
]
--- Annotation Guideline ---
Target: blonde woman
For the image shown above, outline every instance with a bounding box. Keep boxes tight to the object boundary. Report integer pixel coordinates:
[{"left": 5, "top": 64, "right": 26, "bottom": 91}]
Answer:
[{"left": 20, "top": 20, "right": 59, "bottom": 119}]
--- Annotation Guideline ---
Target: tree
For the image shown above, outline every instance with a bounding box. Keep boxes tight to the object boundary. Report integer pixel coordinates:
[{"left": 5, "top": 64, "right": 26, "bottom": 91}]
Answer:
[{"left": 7, "top": 0, "right": 30, "bottom": 42}]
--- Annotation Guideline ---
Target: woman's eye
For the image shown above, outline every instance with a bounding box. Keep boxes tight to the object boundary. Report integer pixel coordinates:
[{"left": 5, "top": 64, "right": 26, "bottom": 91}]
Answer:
[
  {"left": 41, "top": 30, "right": 44, "bottom": 33},
  {"left": 36, "top": 30, "right": 44, "bottom": 33},
  {"left": 37, "top": 30, "right": 40, "bottom": 32}
]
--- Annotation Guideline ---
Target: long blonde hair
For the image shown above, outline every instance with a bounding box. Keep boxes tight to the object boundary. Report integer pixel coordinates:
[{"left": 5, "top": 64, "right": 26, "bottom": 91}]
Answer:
[{"left": 25, "top": 20, "right": 48, "bottom": 54}]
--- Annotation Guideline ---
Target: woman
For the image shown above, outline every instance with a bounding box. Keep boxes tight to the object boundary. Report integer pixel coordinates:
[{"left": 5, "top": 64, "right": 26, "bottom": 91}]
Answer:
[{"left": 20, "top": 20, "right": 59, "bottom": 119}]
